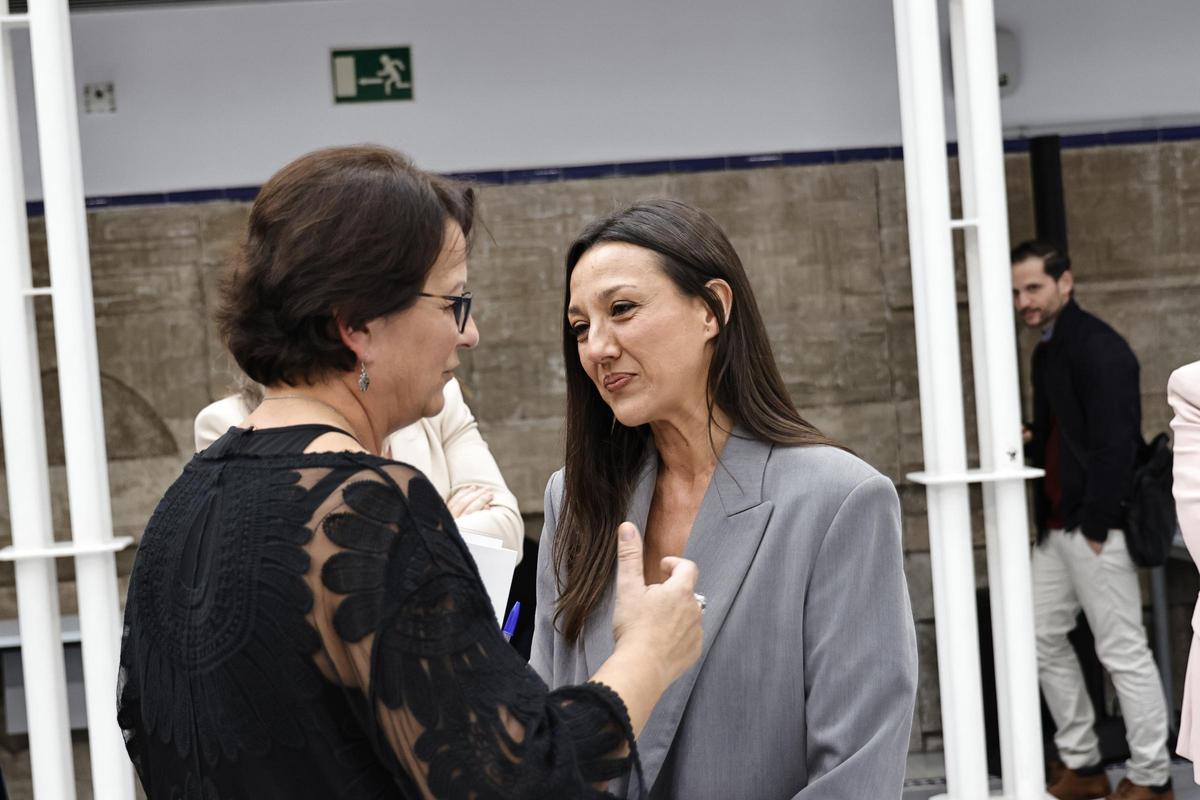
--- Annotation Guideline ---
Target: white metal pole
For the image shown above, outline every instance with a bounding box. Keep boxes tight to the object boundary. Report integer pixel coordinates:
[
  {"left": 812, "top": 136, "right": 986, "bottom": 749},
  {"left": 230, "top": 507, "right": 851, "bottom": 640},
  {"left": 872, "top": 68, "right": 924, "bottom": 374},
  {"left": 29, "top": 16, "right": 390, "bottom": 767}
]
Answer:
[
  {"left": 892, "top": 0, "right": 989, "bottom": 796},
  {"left": 948, "top": 0, "right": 1047, "bottom": 795},
  {"left": 946, "top": 1, "right": 1016, "bottom": 793},
  {"left": 0, "top": 8, "right": 78, "bottom": 800},
  {"left": 26, "top": 1, "right": 135, "bottom": 797}
]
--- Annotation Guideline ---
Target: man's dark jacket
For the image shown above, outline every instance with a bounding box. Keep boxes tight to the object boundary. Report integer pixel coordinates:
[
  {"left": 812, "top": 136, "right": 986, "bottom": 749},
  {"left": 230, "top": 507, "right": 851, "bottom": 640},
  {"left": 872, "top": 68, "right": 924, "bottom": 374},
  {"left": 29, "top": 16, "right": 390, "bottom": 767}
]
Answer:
[{"left": 1029, "top": 299, "right": 1141, "bottom": 543}]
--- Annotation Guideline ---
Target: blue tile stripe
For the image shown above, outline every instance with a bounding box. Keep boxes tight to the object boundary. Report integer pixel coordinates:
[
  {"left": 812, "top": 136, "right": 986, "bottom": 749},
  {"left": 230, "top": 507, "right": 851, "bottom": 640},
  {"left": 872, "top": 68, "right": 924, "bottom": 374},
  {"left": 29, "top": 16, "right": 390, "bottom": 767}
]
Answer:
[
  {"left": 783, "top": 150, "right": 837, "bottom": 166},
  {"left": 728, "top": 153, "right": 784, "bottom": 170},
  {"left": 22, "top": 124, "right": 1200, "bottom": 218}
]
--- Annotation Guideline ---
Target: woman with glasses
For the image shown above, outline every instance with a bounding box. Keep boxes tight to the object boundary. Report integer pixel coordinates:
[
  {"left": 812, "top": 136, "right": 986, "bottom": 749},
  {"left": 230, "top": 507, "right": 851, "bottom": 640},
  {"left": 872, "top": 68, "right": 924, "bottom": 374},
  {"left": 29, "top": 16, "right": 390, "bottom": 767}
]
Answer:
[
  {"left": 532, "top": 199, "right": 918, "bottom": 798},
  {"left": 118, "top": 146, "right": 703, "bottom": 799}
]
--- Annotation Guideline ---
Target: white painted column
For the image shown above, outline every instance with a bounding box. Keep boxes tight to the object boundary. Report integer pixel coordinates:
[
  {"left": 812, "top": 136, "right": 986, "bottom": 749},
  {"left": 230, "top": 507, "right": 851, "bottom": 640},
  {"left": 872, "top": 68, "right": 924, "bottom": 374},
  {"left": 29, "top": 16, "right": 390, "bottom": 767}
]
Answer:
[
  {"left": 0, "top": 7, "right": 77, "bottom": 800},
  {"left": 892, "top": 0, "right": 990, "bottom": 796},
  {"left": 948, "top": 0, "right": 1047, "bottom": 796},
  {"left": 26, "top": 0, "right": 135, "bottom": 797}
]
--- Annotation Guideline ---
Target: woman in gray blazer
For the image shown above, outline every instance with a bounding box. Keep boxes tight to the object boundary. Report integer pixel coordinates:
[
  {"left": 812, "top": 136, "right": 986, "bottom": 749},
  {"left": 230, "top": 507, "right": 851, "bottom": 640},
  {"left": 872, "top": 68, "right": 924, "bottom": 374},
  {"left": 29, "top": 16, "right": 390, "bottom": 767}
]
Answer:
[{"left": 532, "top": 199, "right": 919, "bottom": 799}]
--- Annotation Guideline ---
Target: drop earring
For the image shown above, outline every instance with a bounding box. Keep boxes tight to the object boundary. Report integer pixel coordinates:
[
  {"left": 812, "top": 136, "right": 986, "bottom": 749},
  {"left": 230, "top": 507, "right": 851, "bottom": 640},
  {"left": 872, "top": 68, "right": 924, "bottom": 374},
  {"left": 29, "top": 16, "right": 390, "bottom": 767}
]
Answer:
[{"left": 358, "top": 362, "right": 370, "bottom": 393}]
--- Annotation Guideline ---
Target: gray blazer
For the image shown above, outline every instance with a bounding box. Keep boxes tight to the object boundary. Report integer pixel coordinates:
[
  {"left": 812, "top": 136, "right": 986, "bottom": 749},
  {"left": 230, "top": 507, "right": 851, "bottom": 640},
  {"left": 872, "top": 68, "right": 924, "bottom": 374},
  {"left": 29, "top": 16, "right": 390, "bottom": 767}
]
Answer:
[{"left": 531, "top": 433, "right": 918, "bottom": 799}]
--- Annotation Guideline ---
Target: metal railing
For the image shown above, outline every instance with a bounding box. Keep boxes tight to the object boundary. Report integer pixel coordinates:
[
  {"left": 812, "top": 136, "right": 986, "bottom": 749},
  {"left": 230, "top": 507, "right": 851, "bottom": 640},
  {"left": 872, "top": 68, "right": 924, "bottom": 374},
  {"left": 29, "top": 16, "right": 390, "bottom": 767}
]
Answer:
[
  {"left": 0, "top": 1, "right": 133, "bottom": 797},
  {"left": 892, "top": 0, "right": 1047, "bottom": 797}
]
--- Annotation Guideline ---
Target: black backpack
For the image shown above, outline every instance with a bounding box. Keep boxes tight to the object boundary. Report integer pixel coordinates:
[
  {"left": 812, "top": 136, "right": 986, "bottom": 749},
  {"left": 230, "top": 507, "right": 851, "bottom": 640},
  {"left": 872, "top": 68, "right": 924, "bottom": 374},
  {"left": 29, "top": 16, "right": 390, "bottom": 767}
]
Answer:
[{"left": 1123, "top": 432, "right": 1176, "bottom": 568}]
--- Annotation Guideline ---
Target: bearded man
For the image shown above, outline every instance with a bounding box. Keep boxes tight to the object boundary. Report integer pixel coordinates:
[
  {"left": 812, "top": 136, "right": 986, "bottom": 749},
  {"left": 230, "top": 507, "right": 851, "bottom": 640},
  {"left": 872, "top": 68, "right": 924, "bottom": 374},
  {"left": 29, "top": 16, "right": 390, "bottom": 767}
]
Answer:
[{"left": 1012, "top": 240, "right": 1172, "bottom": 800}]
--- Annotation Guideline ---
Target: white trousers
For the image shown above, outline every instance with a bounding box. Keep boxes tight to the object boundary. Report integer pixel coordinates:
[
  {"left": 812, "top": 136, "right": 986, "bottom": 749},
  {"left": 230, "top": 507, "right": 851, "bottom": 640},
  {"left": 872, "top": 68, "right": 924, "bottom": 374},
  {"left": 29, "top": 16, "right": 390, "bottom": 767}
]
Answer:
[{"left": 1032, "top": 528, "right": 1171, "bottom": 786}]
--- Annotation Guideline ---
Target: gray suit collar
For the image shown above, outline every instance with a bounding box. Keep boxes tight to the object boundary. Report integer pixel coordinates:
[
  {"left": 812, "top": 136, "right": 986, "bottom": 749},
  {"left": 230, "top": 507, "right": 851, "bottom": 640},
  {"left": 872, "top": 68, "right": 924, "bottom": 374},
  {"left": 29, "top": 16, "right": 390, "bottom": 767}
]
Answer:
[
  {"left": 710, "top": 428, "right": 771, "bottom": 515},
  {"left": 581, "top": 427, "right": 776, "bottom": 795}
]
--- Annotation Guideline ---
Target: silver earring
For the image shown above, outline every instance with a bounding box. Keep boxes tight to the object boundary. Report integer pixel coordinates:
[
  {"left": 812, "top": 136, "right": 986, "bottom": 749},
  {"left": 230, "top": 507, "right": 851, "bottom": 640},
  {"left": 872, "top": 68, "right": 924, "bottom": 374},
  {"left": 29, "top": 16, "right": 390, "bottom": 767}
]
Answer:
[{"left": 358, "top": 362, "right": 370, "bottom": 393}]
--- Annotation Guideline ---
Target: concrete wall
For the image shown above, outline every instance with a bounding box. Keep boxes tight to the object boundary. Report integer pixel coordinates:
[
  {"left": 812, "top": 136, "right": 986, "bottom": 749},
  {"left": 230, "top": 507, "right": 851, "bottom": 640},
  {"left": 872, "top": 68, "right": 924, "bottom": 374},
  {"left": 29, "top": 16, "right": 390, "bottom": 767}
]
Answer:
[
  {"left": 0, "top": 137, "right": 1198, "bottom": 792},
  {"left": 10, "top": 0, "right": 1200, "bottom": 197}
]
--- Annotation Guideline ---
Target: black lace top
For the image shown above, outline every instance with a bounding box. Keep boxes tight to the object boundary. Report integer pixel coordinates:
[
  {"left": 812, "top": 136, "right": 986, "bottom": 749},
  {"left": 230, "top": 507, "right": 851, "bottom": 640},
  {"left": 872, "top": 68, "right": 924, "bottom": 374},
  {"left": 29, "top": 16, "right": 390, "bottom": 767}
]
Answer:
[{"left": 118, "top": 425, "right": 638, "bottom": 799}]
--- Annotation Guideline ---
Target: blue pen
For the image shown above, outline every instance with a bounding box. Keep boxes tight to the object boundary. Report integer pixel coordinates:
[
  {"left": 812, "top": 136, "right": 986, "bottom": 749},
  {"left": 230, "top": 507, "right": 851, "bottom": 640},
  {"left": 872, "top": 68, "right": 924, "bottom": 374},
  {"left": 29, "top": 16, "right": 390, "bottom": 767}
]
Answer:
[{"left": 501, "top": 601, "right": 521, "bottom": 642}]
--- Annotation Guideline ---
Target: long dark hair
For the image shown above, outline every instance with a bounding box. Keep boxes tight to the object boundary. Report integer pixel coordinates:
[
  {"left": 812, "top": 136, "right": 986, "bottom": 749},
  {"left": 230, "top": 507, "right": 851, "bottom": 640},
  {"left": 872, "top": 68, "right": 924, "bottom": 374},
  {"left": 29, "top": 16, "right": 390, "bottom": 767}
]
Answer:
[{"left": 553, "top": 198, "right": 843, "bottom": 642}]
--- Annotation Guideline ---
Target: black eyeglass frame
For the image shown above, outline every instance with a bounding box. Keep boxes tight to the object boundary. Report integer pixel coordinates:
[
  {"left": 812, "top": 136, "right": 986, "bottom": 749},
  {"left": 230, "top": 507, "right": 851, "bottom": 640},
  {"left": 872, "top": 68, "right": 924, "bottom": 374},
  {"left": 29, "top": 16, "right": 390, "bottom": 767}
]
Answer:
[{"left": 418, "top": 291, "right": 473, "bottom": 333}]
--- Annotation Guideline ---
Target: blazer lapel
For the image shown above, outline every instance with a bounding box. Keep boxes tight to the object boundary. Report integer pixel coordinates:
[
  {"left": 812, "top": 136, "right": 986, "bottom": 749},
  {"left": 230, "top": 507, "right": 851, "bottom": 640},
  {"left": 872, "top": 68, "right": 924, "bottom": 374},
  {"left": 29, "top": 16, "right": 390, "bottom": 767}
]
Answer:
[
  {"left": 582, "top": 454, "right": 659, "bottom": 677},
  {"left": 632, "top": 431, "right": 775, "bottom": 795}
]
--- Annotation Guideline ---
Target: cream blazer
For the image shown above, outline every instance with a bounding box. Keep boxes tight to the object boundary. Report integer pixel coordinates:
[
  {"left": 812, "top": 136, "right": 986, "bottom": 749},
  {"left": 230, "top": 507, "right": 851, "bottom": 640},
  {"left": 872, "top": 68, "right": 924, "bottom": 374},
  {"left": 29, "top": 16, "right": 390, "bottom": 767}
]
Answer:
[
  {"left": 1170, "top": 360, "right": 1200, "bottom": 781},
  {"left": 193, "top": 378, "right": 523, "bottom": 555}
]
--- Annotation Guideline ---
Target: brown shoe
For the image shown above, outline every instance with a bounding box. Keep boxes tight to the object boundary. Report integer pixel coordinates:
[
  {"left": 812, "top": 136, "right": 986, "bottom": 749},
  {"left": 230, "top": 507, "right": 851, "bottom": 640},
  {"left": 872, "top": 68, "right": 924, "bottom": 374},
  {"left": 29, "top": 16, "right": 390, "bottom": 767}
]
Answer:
[
  {"left": 1105, "top": 777, "right": 1175, "bottom": 800},
  {"left": 1049, "top": 767, "right": 1112, "bottom": 800}
]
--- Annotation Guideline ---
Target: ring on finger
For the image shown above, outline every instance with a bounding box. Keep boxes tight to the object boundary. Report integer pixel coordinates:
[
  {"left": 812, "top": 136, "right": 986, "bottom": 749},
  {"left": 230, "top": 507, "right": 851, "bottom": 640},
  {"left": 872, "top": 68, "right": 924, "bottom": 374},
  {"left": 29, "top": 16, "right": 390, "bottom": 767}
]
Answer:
[{"left": 693, "top": 593, "right": 707, "bottom": 612}]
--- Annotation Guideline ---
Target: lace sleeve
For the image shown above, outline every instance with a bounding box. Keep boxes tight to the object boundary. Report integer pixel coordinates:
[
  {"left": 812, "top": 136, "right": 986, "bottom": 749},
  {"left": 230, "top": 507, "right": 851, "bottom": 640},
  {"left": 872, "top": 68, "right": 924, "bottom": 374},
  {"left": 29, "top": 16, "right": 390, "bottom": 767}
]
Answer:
[{"left": 308, "top": 463, "right": 638, "bottom": 798}]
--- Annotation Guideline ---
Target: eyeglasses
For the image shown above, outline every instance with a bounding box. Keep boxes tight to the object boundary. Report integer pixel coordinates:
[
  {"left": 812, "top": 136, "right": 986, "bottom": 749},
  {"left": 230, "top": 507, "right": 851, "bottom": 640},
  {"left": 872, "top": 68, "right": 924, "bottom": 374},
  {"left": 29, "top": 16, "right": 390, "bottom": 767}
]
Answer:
[{"left": 418, "top": 291, "right": 473, "bottom": 333}]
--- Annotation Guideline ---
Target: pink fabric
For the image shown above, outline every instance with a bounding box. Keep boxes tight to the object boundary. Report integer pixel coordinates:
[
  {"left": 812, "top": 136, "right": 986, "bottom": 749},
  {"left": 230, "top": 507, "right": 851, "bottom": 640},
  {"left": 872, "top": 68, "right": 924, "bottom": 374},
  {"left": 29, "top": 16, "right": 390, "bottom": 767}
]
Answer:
[{"left": 1169, "top": 360, "right": 1200, "bottom": 783}]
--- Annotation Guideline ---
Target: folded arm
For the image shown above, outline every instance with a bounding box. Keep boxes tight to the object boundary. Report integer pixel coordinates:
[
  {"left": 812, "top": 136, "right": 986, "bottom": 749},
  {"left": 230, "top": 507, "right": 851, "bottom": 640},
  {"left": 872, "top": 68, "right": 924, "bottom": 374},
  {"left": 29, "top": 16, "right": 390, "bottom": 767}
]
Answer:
[{"left": 435, "top": 381, "right": 523, "bottom": 554}]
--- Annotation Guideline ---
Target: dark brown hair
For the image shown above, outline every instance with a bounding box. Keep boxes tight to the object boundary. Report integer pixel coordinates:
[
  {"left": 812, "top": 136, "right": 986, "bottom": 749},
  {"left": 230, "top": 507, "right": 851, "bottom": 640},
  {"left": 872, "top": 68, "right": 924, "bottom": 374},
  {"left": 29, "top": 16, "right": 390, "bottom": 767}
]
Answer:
[
  {"left": 1011, "top": 239, "right": 1071, "bottom": 279},
  {"left": 217, "top": 145, "right": 474, "bottom": 386},
  {"left": 553, "top": 198, "right": 843, "bottom": 643}
]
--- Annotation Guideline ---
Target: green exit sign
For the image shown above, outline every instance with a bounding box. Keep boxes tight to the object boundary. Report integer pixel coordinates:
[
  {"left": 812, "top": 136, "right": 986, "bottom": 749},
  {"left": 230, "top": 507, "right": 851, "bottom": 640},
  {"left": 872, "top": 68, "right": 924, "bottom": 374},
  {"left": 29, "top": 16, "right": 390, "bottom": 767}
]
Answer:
[{"left": 331, "top": 47, "right": 413, "bottom": 103}]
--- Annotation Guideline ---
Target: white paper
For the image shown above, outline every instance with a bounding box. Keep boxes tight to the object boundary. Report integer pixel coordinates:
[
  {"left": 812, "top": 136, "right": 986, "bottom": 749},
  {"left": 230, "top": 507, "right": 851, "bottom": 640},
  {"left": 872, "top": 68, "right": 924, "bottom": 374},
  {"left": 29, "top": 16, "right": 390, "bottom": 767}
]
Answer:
[{"left": 459, "top": 528, "right": 518, "bottom": 624}]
